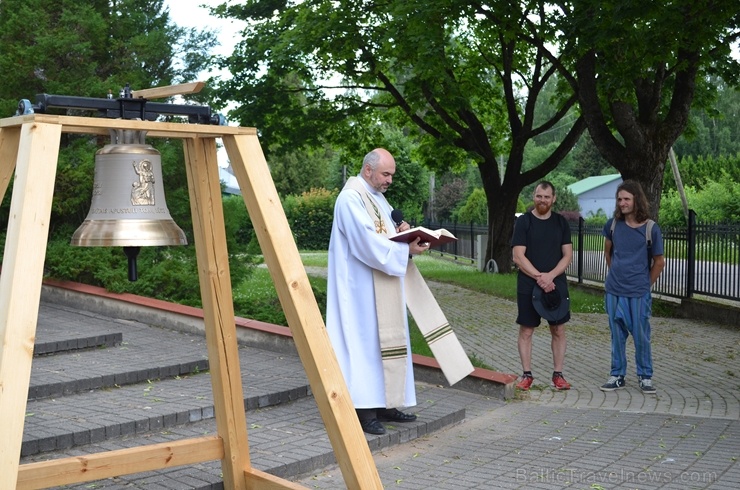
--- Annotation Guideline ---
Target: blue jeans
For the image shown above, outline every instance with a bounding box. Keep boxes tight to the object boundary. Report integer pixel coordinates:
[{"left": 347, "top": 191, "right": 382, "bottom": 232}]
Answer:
[{"left": 604, "top": 292, "right": 653, "bottom": 378}]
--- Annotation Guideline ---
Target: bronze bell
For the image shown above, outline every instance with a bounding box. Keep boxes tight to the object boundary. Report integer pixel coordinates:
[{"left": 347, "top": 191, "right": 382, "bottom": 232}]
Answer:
[{"left": 71, "top": 129, "right": 187, "bottom": 280}]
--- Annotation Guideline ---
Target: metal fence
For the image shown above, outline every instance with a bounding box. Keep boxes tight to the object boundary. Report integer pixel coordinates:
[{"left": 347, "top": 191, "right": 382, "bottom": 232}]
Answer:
[{"left": 424, "top": 209, "right": 740, "bottom": 302}]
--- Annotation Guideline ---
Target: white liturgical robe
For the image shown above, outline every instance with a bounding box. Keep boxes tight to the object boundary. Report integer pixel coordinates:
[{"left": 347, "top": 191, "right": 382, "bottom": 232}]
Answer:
[{"left": 325, "top": 178, "right": 417, "bottom": 409}]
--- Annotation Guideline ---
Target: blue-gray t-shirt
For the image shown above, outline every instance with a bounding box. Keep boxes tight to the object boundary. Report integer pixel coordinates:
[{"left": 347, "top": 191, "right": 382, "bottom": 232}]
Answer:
[{"left": 602, "top": 218, "right": 664, "bottom": 297}]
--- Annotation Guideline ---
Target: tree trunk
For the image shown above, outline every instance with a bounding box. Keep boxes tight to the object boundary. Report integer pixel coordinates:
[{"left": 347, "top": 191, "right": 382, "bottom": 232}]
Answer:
[
  {"left": 481, "top": 178, "right": 519, "bottom": 273},
  {"left": 619, "top": 144, "right": 669, "bottom": 220}
]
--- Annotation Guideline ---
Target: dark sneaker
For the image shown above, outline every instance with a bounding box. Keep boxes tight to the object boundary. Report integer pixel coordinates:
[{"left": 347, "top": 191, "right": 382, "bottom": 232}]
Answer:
[
  {"left": 552, "top": 373, "right": 571, "bottom": 390},
  {"left": 516, "top": 375, "right": 534, "bottom": 391},
  {"left": 600, "top": 375, "right": 625, "bottom": 391},
  {"left": 639, "top": 377, "right": 657, "bottom": 394}
]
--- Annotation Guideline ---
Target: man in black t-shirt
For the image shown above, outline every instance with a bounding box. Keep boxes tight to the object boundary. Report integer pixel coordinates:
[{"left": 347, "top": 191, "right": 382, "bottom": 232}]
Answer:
[{"left": 510, "top": 181, "right": 573, "bottom": 391}]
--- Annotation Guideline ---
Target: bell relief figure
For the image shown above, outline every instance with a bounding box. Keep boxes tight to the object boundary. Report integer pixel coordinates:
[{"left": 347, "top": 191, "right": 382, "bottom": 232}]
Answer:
[{"left": 131, "top": 159, "right": 155, "bottom": 206}]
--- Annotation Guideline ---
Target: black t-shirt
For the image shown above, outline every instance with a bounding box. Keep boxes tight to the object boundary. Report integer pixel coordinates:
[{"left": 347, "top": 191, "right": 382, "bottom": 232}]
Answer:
[{"left": 511, "top": 212, "right": 572, "bottom": 293}]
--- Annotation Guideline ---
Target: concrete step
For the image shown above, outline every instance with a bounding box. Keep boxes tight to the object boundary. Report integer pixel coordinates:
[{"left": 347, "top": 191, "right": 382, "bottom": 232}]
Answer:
[
  {"left": 19, "top": 299, "right": 474, "bottom": 488},
  {"left": 30, "top": 304, "right": 213, "bottom": 401},
  {"left": 20, "top": 382, "right": 468, "bottom": 489},
  {"left": 24, "top": 340, "right": 311, "bottom": 457}
]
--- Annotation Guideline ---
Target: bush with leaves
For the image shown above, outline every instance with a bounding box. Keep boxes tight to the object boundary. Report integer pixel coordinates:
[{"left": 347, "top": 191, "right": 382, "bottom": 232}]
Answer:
[
  {"left": 283, "top": 188, "right": 338, "bottom": 251},
  {"left": 584, "top": 209, "right": 609, "bottom": 226},
  {"left": 43, "top": 238, "right": 254, "bottom": 308},
  {"left": 660, "top": 178, "right": 740, "bottom": 227},
  {"left": 222, "top": 194, "right": 254, "bottom": 254},
  {"left": 455, "top": 188, "right": 487, "bottom": 224}
]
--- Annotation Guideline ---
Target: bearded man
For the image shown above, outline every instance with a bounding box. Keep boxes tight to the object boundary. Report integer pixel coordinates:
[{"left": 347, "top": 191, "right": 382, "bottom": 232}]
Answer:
[{"left": 511, "top": 181, "right": 573, "bottom": 391}]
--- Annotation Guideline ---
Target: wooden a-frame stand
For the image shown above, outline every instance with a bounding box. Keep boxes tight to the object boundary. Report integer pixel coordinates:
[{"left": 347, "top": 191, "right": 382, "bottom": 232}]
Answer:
[{"left": 0, "top": 115, "right": 383, "bottom": 489}]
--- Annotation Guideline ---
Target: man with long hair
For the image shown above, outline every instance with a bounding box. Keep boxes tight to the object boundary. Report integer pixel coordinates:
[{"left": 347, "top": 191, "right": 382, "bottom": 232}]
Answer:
[{"left": 600, "top": 180, "right": 665, "bottom": 394}]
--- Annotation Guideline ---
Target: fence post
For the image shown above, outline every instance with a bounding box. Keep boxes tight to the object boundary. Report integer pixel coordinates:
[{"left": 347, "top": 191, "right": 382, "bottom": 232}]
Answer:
[
  {"left": 687, "top": 209, "right": 696, "bottom": 298},
  {"left": 469, "top": 221, "right": 474, "bottom": 260},
  {"left": 578, "top": 217, "right": 585, "bottom": 284}
]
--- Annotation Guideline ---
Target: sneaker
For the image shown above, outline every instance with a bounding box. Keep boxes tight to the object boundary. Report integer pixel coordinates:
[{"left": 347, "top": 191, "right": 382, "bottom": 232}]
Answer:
[
  {"left": 552, "top": 373, "right": 571, "bottom": 390},
  {"left": 639, "top": 377, "right": 657, "bottom": 394},
  {"left": 516, "top": 375, "right": 534, "bottom": 391},
  {"left": 600, "top": 375, "right": 625, "bottom": 391}
]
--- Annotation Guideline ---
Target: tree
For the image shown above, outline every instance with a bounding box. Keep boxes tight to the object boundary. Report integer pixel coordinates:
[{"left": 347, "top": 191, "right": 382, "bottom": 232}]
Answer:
[
  {"left": 267, "top": 144, "right": 337, "bottom": 197},
  {"left": 673, "top": 78, "right": 740, "bottom": 159},
  {"left": 212, "top": 0, "right": 584, "bottom": 272},
  {"left": 0, "top": 0, "right": 219, "bottom": 293},
  {"left": 0, "top": 0, "right": 217, "bottom": 225},
  {"left": 544, "top": 1, "right": 740, "bottom": 217}
]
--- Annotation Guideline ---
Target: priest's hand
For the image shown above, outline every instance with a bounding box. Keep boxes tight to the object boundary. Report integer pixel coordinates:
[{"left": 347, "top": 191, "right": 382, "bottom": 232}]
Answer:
[
  {"left": 396, "top": 220, "right": 411, "bottom": 232},
  {"left": 409, "top": 237, "right": 430, "bottom": 255}
]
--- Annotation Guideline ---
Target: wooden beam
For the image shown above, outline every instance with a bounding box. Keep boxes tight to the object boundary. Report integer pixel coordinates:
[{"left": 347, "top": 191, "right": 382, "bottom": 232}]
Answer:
[
  {"left": 131, "top": 81, "right": 205, "bottom": 99},
  {"left": 245, "top": 468, "right": 308, "bottom": 490},
  {"left": 0, "top": 122, "right": 62, "bottom": 489},
  {"left": 0, "top": 114, "right": 256, "bottom": 138},
  {"left": 183, "top": 136, "right": 252, "bottom": 490},
  {"left": 222, "top": 134, "right": 383, "bottom": 489},
  {"left": 16, "top": 436, "right": 224, "bottom": 489}
]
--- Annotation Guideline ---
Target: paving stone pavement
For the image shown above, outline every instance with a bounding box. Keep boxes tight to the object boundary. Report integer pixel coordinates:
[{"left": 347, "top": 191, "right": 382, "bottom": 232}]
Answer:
[
  {"left": 294, "top": 280, "right": 740, "bottom": 489},
  {"left": 20, "top": 275, "right": 739, "bottom": 489}
]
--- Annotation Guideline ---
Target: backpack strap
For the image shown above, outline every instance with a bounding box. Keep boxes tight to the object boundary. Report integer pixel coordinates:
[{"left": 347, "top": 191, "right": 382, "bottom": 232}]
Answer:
[
  {"left": 646, "top": 219, "right": 655, "bottom": 264},
  {"left": 646, "top": 219, "right": 654, "bottom": 248},
  {"left": 609, "top": 218, "right": 616, "bottom": 241}
]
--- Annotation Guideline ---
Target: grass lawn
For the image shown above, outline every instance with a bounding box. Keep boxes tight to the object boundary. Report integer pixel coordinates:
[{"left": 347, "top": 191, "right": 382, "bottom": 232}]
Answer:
[
  {"left": 299, "top": 251, "right": 606, "bottom": 314},
  {"left": 236, "top": 251, "right": 612, "bottom": 367}
]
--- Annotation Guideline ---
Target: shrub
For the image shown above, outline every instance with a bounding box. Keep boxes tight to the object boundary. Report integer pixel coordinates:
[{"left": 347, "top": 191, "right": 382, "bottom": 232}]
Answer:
[
  {"left": 585, "top": 209, "right": 609, "bottom": 226},
  {"left": 455, "top": 188, "right": 487, "bottom": 224},
  {"left": 222, "top": 194, "right": 253, "bottom": 254},
  {"left": 660, "top": 177, "right": 740, "bottom": 226},
  {"left": 284, "top": 188, "right": 337, "bottom": 250}
]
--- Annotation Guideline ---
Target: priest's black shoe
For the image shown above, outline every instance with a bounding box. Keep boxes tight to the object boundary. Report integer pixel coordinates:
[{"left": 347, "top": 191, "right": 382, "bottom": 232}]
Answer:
[
  {"left": 377, "top": 408, "right": 417, "bottom": 422},
  {"left": 359, "top": 418, "right": 386, "bottom": 435}
]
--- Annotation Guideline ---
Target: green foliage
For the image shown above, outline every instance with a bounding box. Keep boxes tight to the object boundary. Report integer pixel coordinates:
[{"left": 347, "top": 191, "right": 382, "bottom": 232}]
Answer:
[
  {"left": 0, "top": 0, "right": 216, "bottom": 113},
  {"left": 434, "top": 177, "right": 467, "bottom": 222},
  {"left": 283, "top": 188, "right": 338, "bottom": 251},
  {"left": 455, "top": 188, "right": 487, "bottom": 224},
  {"left": 542, "top": 0, "right": 740, "bottom": 221},
  {"left": 212, "top": 0, "right": 587, "bottom": 274},
  {"left": 563, "top": 134, "right": 613, "bottom": 180},
  {"left": 221, "top": 194, "right": 253, "bottom": 254},
  {"left": 0, "top": 0, "right": 224, "bottom": 305},
  {"left": 660, "top": 179, "right": 740, "bottom": 227},
  {"left": 553, "top": 187, "right": 581, "bottom": 214},
  {"left": 663, "top": 153, "right": 740, "bottom": 193},
  {"left": 232, "top": 266, "right": 327, "bottom": 326},
  {"left": 267, "top": 145, "right": 338, "bottom": 198},
  {"left": 584, "top": 209, "right": 609, "bottom": 227},
  {"left": 42, "top": 238, "right": 254, "bottom": 307},
  {"left": 673, "top": 79, "right": 740, "bottom": 159}
]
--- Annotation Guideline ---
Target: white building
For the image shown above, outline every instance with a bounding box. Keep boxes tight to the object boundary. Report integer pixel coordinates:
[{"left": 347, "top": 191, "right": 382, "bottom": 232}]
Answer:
[{"left": 567, "top": 174, "right": 622, "bottom": 218}]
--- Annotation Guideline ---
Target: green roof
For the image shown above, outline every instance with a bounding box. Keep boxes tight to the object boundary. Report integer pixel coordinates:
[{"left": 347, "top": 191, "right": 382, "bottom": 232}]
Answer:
[{"left": 567, "top": 174, "right": 621, "bottom": 195}]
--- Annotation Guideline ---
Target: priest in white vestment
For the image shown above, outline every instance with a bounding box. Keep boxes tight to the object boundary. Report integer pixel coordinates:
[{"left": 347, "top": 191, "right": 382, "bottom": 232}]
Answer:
[{"left": 326, "top": 148, "right": 430, "bottom": 435}]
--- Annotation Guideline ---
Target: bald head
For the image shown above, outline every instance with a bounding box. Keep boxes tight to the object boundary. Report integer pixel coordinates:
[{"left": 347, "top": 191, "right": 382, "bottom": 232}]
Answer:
[{"left": 361, "top": 148, "right": 396, "bottom": 193}]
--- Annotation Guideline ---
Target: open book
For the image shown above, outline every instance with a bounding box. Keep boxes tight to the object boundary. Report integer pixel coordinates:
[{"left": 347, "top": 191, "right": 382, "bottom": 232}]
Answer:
[{"left": 390, "top": 226, "right": 457, "bottom": 247}]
